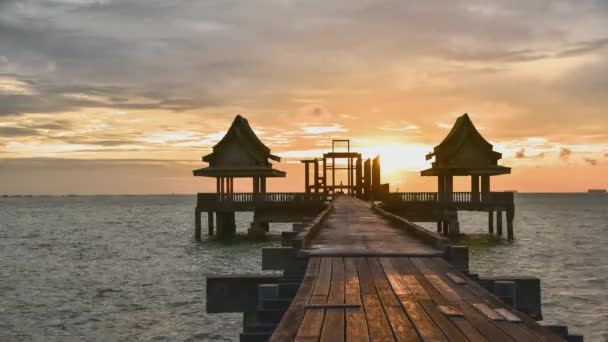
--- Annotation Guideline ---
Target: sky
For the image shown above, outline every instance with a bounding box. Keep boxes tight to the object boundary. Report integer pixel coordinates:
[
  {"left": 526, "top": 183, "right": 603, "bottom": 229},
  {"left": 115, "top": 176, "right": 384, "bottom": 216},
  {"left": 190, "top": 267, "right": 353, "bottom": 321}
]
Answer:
[{"left": 1, "top": 0, "right": 607, "bottom": 194}]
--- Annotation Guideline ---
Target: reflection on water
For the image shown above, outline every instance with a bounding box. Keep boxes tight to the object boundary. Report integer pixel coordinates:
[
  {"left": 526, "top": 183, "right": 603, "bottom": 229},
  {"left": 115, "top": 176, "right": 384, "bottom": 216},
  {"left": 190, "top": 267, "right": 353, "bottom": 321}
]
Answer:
[{"left": 1, "top": 194, "right": 606, "bottom": 341}]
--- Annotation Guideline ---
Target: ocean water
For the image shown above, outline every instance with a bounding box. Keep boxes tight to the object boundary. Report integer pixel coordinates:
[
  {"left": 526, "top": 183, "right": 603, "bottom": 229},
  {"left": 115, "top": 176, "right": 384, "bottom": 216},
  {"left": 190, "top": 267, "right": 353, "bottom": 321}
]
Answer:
[{"left": 0, "top": 194, "right": 606, "bottom": 341}]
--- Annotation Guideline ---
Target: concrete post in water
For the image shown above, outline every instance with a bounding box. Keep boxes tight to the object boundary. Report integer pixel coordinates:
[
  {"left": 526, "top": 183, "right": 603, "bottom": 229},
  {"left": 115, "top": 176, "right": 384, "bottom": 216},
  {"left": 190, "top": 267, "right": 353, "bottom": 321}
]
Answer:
[
  {"left": 507, "top": 209, "right": 515, "bottom": 240},
  {"left": 446, "top": 246, "right": 469, "bottom": 273},
  {"left": 497, "top": 210, "right": 503, "bottom": 236},
  {"left": 494, "top": 280, "right": 517, "bottom": 307},
  {"left": 488, "top": 210, "right": 494, "bottom": 234},
  {"left": 216, "top": 212, "right": 236, "bottom": 239},
  {"left": 207, "top": 211, "right": 214, "bottom": 236},
  {"left": 257, "top": 284, "right": 279, "bottom": 307},
  {"left": 194, "top": 208, "right": 202, "bottom": 241}
]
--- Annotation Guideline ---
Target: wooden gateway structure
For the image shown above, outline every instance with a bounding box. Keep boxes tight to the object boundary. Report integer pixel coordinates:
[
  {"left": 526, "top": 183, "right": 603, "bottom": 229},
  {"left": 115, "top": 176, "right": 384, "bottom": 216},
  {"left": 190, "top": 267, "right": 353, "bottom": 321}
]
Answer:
[{"left": 382, "top": 114, "right": 516, "bottom": 239}]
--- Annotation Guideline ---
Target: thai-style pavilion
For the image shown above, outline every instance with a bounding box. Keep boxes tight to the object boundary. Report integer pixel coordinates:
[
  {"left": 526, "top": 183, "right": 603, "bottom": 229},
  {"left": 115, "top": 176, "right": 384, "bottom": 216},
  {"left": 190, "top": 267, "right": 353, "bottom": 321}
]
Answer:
[
  {"left": 193, "top": 114, "right": 286, "bottom": 239},
  {"left": 421, "top": 113, "right": 514, "bottom": 238}
]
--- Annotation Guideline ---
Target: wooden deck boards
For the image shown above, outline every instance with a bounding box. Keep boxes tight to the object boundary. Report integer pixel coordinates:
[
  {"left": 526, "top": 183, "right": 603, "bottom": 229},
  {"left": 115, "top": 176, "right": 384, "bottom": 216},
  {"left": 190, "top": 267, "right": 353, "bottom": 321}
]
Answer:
[
  {"left": 305, "top": 196, "right": 440, "bottom": 256},
  {"left": 270, "top": 256, "right": 566, "bottom": 341}
]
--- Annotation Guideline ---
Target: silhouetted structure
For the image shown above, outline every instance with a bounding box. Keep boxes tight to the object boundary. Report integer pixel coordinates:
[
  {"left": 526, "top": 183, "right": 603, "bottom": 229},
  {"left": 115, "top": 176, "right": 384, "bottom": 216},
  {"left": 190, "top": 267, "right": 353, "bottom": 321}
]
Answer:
[
  {"left": 301, "top": 140, "right": 387, "bottom": 199},
  {"left": 193, "top": 115, "right": 324, "bottom": 240},
  {"left": 383, "top": 114, "right": 515, "bottom": 239}
]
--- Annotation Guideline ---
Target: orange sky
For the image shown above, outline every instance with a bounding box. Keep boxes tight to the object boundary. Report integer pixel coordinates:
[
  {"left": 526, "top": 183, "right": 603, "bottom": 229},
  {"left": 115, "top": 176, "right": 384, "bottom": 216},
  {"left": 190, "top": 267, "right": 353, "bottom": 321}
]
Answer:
[{"left": 0, "top": 1, "right": 607, "bottom": 194}]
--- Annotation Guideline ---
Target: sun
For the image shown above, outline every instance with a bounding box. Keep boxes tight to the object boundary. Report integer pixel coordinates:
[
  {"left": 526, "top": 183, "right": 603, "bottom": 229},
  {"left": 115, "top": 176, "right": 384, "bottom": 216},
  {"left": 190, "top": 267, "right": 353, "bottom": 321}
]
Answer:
[{"left": 359, "top": 143, "right": 431, "bottom": 175}]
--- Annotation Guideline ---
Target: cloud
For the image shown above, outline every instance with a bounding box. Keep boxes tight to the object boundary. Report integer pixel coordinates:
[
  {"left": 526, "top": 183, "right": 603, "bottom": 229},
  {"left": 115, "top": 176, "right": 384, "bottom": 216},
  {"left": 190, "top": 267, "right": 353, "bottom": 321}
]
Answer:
[
  {"left": 380, "top": 121, "right": 419, "bottom": 131},
  {"left": 0, "top": 126, "right": 38, "bottom": 137},
  {"left": 559, "top": 148, "right": 572, "bottom": 160},
  {"left": 584, "top": 158, "right": 598, "bottom": 166},
  {"left": 515, "top": 148, "right": 526, "bottom": 158},
  {"left": 299, "top": 123, "right": 347, "bottom": 134}
]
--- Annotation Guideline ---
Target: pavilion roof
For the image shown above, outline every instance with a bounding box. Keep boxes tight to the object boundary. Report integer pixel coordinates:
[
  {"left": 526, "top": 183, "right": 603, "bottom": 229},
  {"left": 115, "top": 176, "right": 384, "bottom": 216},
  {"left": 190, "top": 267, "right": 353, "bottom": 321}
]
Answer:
[
  {"left": 421, "top": 113, "right": 511, "bottom": 176},
  {"left": 193, "top": 114, "right": 285, "bottom": 178}
]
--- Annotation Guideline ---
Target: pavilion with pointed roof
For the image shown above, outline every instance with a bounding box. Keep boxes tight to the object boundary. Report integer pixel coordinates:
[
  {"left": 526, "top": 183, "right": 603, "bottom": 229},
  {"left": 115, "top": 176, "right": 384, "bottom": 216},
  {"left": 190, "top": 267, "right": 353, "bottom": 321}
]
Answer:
[
  {"left": 422, "top": 113, "right": 511, "bottom": 203},
  {"left": 193, "top": 114, "right": 286, "bottom": 194}
]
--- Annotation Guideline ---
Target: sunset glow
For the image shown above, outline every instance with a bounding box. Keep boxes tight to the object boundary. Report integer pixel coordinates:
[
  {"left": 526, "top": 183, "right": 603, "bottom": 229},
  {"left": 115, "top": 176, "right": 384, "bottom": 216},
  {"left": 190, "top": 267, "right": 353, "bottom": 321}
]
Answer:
[{"left": 1, "top": 1, "right": 607, "bottom": 194}]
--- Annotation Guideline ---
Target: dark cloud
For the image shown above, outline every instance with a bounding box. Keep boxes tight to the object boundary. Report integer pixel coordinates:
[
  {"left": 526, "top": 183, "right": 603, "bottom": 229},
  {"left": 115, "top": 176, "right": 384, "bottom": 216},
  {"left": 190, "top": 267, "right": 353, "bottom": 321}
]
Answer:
[
  {"left": 0, "top": 126, "right": 39, "bottom": 137},
  {"left": 584, "top": 158, "right": 598, "bottom": 166},
  {"left": 559, "top": 148, "right": 572, "bottom": 160}
]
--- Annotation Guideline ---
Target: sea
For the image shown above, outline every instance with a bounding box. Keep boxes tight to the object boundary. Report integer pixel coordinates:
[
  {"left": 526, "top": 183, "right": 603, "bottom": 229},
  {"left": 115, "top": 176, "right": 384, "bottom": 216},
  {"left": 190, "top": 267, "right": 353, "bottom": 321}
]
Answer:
[{"left": 0, "top": 194, "right": 606, "bottom": 341}]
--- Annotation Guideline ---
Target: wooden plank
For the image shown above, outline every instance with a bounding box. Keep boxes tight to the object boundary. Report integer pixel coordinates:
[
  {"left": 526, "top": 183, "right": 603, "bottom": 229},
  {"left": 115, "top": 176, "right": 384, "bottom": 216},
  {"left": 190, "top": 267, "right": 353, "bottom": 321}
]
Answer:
[
  {"left": 397, "top": 295, "right": 446, "bottom": 341},
  {"left": 311, "top": 257, "right": 333, "bottom": 303},
  {"left": 296, "top": 309, "right": 325, "bottom": 338},
  {"left": 368, "top": 258, "right": 400, "bottom": 307},
  {"left": 371, "top": 258, "right": 419, "bottom": 341},
  {"left": 327, "top": 257, "right": 345, "bottom": 305},
  {"left": 378, "top": 258, "right": 408, "bottom": 295},
  {"left": 306, "top": 304, "right": 359, "bottom": 309},
  {"left": 425, "top": 258, "right": 546, "bottom": 342},
  {"left": 270, "top": 257, "right": 321, "bottom": 342},
  {"left": 472, "top": 303, "right": 504, "bottom": 321},
  {"left": 438, "top": 305, "right": 462, "bottom": 317},
  {"left": 393, "top": 258, "right": 467, "bottom": 342},
  {"left": 320, "top": 308, "right": 344, "bottom": 342},
  {"left": 355, "top": 258, "right": 394, "bottom": 341},
  {"left": 495, "top": 308, "right": 522, "bottom": 322},
  {"left": 446, "top": 272, "right": 466, "bottom": 284},
  {"left": 320, "top": 257, "right": 345, "bottom": 342},
  {"left": 425, "top": 274, "right": 463, "bottom": 303},
  {"left": 344, "top": 258, "right": 369, "bottom": 342},
  {"left": 409, "top": 258, "right": 512, "bottom": 342}
]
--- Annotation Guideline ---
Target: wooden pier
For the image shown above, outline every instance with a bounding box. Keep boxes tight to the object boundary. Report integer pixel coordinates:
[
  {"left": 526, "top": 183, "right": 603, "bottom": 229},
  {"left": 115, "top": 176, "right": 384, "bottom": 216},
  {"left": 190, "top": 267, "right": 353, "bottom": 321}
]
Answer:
[{"left": 200, "top": 115, "right": 582, "bottom": 341}]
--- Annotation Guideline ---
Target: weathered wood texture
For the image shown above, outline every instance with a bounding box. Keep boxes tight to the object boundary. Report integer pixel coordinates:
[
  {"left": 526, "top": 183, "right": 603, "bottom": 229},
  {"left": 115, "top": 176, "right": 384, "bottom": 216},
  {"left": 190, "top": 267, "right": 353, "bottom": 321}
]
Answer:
[
  {"left": 306, "top": 196, "right": 441, "bottom": 256},
  {"left": 270, "top": 256, "right": 566, "bottom": 341}
]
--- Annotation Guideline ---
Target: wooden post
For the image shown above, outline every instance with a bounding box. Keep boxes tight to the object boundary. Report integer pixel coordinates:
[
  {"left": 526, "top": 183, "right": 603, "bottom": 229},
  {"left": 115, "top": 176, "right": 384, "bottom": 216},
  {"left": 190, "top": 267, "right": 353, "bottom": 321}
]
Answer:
[
  {"left": 437, "top": 221, "right": 442, "bottom": 233},
  {"left": 507, "top": 209, "right": 515, "bottom": 240},
  {"left": 208, "top": 211, "right": 214, "bottom": 236},
  {"left": 481, "top": 175, "right": 490, "bottom": 202},
  {"left": 313, "top": 159, "right": 319, "bottom": 193},
  {"left": 497, "top": 210, "right": 503, "bottom": 236},
  {"left": 446, "top": 175, "right": 454, "bottom": 203},
  {"left": 230, "top": 177, "right": 234, "bottom": 193},
  {"left": 471, "top": 175, "right": 480, "bottom": 203},
  {"left": 322, "top": 157, "right": 327, "bottom": 194},
  {"left": 438, "top": 175, "right": 445, "bottom": 203},
  {"left": 331, "top": 157, "right": 335, "bottom": 194},
  {"left": 488, "top": 210, "right": 494, "bottom": 234},
  {"left": 304, "top": 162, "right": 310, "bottom": 193},
  {"left": 253, "top": 177, "right": 259, "bottom": 194},
  {"left": 194, "top": 208, "right": 201, "bottom": 241},
  {"left": 356, "top": 157, "right": 362, "bottom": 197},
  {"left": 261, "top": 177, "right": 266, "bottom": 193},
  {"left": 216, "top": 177, "right": 220, "bottom": 194}
]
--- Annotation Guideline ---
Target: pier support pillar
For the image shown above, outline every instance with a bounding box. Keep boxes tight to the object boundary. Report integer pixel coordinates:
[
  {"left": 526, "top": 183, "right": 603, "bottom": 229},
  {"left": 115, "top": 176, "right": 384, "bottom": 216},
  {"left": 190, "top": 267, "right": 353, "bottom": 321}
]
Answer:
[
  {"left": 488, "top": 210, "right": 494, "bottom": 234},
  {"left": 194, "top": 208, "right": 202, "bottom": 241},
  {"left": 496, "top": 210, "right": 503, "bottom": 236},
  {"left": 445, "top": 246, "right": 469, "bottom": 273},
  {"left": 436, "top": 221, "right": 442, "bottom": 233},
  {"left": 216, "top": 212, "right": 236, "bottom": 240},
  {"left": 207, "top": 211, "right": 214, "bottom": 236},
  {"left": 507, "top": 209, "right": 515, "bottom": 240}
]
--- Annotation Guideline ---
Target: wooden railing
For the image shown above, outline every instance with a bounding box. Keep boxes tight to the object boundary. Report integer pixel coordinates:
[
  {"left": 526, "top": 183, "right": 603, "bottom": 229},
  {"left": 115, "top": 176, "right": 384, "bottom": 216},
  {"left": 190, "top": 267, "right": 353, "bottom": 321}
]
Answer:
[
  {"left": 197, "top": 192, "right": 327, "bottom": 208},
  {"left": 386, "top": 191, "right": 514, "bottom": 205}
]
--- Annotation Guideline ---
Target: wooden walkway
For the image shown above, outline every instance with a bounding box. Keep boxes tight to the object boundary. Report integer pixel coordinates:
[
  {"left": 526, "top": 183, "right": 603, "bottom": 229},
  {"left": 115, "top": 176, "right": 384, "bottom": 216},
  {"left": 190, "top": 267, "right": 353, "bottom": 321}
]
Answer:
[
  {"left": 306, "top": 196, "right": 440, "bottom": 256},
  {"left": 268, "top": 196, "right": 565, "bottom": 341},
  {"left": 270, "top": 256, "right": 564, "bottom": 341}
]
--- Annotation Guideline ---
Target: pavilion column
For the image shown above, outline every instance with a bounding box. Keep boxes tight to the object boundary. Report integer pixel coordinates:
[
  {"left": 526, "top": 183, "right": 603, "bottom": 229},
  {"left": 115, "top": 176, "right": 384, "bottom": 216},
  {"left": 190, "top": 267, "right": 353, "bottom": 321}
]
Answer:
[
  {"left": 253, "top": 177, "right": 259, "bottom": 194},
  {"left": 471, "top": 175, "right": 480, "bottom": 203},
  {"left": 219, "top": 177, "right": 224, "bottom": 194},
  {"left": 216, "top": 177, "right": 220, "bottom": 194},
  {"left": 304, "top": 162, "right": 310, "bottom": 193},
  {"left": 322, "top": 157, "right": 327, "bottom": 194},
  {"left": 507, "top": 209, "right": 515, "bottom": 240},
  {"left": 230, "top": 177, "right": 234, "bottom": 193},
  {"left": 356, "top": 157, "right": 362, "bottom": 197},
  {"left": 438, "top": 175, "right": 445, "bottom": 203},
  {"left": 261, "top": 177, "right": 267, "bottom": 193},
  {"left": 194, "top": 207, "right": 201, "bottom": 241},
  {"left": 331, "top": 157, "right": 336, "bottom": 194},
  {"left": 445, "top": 175, "right": 454, "bottom": 203},
  {"left": 496, "top": 210, "right": 503, "bottom": 236},
  {"left": 481, "top": 175, "right": 490, "bottom": 202},
  {"left": 313, "top": 160, "right": 319, "bottom": 193}
]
